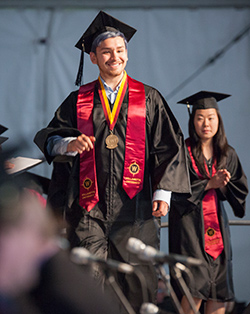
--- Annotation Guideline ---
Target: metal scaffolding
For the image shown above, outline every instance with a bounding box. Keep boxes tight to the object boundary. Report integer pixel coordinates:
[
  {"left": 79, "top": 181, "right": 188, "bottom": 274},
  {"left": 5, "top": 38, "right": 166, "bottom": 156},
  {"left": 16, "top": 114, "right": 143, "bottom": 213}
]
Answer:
[{"left": 0, "top": 0, "right": 250, "bottom": 9}]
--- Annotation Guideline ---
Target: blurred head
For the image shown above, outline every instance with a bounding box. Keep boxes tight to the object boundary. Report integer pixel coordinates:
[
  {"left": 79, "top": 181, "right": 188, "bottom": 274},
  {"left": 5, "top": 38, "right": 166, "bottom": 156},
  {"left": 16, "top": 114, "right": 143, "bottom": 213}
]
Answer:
[
  {"left": 157, "top": 278, "right": 168, "bottom": 304},
  {"left": 0, "top": 181, "right": 59, "bottom": 296}
]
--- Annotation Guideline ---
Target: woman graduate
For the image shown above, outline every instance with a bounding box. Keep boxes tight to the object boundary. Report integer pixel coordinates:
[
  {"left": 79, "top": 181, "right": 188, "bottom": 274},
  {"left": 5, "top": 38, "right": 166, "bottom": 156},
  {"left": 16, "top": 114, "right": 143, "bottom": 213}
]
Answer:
[{"left": 169, "top": 91, "right": 248, "bottom": 314}]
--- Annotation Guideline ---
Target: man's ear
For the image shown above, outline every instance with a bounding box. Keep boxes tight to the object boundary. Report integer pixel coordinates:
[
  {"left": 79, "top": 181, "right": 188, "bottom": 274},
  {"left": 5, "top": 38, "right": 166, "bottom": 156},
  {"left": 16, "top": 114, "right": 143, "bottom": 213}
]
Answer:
[{"left": 90, "top": 52, "right": 97, "bottom": 65}]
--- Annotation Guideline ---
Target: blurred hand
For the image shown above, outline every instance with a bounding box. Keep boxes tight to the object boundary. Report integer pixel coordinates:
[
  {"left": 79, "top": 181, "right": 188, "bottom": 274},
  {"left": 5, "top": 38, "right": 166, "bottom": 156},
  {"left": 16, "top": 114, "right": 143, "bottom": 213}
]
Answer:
[{"left": 4, "top": 161, "right": 15, "bottom": 170}]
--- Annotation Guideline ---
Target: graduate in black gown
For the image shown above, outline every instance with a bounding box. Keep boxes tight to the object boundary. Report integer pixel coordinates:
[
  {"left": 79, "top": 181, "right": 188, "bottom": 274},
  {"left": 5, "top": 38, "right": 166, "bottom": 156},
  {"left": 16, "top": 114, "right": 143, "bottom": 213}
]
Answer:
[
  {"left": 169, "top": 91, "right": 248, "bottom": 314},
  {"left": 34, "top": 11, "right": 191, "bottom": 313}
]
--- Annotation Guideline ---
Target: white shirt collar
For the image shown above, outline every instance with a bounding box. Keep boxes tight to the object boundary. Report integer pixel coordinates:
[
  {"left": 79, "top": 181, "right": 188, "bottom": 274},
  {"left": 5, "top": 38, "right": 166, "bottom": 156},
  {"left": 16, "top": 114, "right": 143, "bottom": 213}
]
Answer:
[{"left": 99, "top": 75, "right": 124, "bottom": 104}]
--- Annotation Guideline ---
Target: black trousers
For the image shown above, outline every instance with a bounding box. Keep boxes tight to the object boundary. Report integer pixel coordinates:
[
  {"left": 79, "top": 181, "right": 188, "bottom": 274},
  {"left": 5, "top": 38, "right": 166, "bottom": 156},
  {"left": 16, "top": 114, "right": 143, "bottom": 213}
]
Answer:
[{"left": 67, "top": 213, "right": 160, "bottom": 314}]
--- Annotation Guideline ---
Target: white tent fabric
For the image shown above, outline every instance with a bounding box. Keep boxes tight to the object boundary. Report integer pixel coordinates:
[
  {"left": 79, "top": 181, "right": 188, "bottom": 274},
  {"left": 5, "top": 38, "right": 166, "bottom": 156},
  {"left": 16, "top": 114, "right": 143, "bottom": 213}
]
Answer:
[{"left": 0, "top": 7, "right": 249, "bottom": 302}]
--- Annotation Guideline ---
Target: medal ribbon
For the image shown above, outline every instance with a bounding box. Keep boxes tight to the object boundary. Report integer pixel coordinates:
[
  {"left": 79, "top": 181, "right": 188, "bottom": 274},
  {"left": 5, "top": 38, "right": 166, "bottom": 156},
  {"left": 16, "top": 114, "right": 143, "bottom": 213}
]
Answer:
[
  {"left": 98, "top": 71, "right": 128, "bottom": 130},
  {"left": 98, "top": 72, "right": 146, "bottom": 198},
  {"left": 77, "top": 80, "right": 99, "bottom": 212},
  {"left": 186, "top": 138, "right": 224, "bottom": 260}
]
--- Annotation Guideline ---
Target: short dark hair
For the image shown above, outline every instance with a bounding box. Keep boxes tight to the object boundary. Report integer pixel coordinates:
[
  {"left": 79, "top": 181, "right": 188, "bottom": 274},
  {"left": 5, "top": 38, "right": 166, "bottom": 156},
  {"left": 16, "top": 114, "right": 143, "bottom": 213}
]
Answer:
[{"left": 91, "top": 31, "right": 128, "bottom": 53}]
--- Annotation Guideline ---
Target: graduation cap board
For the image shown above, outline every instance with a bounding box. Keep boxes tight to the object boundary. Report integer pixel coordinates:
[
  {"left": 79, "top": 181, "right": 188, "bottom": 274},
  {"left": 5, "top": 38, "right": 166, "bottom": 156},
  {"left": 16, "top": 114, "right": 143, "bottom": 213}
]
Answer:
[
  {"left": 0, "top": 124, "right": 8, "bottom": 135},
  {"left": 0, "top": 124, "right": 8, "bottom": 145},
  {"left": 0, "top": 137, "right": 8, "bottom": 145},
  {"left": 74, "top": 10, "right": 137, "bottom": 85},
  {"left": 15, "top": 172, "right": 50, "bottom": 196},
  {"left": 75, "top": 10, "right": 137, "bottom": 54},
  {"left": 177, "top": 91, "right": 231, "bottom": 115}
]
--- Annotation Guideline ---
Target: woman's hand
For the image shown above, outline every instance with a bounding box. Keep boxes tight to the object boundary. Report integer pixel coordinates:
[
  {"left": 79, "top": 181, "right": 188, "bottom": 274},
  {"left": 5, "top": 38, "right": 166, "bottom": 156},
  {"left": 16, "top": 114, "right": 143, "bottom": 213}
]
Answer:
[{"left": 206, "top": 169, "right": 231, "bottom": 190}]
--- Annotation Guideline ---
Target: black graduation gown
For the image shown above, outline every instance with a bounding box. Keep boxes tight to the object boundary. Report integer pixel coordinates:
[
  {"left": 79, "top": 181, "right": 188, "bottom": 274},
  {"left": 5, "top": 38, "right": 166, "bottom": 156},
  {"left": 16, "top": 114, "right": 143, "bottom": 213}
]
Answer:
[
  {"left": 34, "top": 81, "right": 191, "bottom": 312},
  {"left": 169, "top": 143, "right": 248, "bottom": 301}
]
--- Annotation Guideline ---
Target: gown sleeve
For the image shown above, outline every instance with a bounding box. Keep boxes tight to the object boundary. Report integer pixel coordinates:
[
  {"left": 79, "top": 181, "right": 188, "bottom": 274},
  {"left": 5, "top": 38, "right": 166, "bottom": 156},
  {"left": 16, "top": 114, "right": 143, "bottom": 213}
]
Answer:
[
  {"left": 170, "top": 149, "right": 207, "bottom": 217},
  {"left": 175, "top": 145, "right": 248, "bottom": 218},
  {"left": 34, "top": 91, "right": 82, "bottom": 215},
  {"left": 220, "top": 146, "right": 248, "bottom": 218},
  {"left": 146, "top": 87, "right": 191, "bottom": 195},
  {"left": 34, "top": 91, "right": 81, "bottom": 164}
]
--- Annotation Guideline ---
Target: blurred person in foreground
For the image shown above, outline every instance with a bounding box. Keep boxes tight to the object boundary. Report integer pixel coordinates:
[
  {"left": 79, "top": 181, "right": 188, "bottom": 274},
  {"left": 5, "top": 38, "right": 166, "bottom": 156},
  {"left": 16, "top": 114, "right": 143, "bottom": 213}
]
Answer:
[
  {"left": 157, "top": 278, "right": 176, "bottom": 313},
  {"left": 0, "top": 158, "right": 119, "bottom": 314},
  {"left": 0, "top": 174, "right": 58, "bottom": 313}
]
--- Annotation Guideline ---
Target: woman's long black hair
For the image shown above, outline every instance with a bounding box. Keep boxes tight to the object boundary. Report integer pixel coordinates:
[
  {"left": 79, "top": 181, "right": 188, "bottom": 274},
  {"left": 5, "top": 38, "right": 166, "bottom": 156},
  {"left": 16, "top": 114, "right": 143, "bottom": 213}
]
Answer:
[{"left": 188, "top": 108, "right": 229, "bottom": 178}]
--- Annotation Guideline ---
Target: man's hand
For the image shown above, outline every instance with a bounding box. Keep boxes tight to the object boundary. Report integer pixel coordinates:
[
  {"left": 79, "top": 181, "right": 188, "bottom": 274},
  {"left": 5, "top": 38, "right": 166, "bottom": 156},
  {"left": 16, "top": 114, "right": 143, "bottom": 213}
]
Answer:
[
  {"left": 67, "top": 134, "right": 95, "bottom": 154},
  {"left": 152, "top": 200, "right": 169, "bottom": 217}
]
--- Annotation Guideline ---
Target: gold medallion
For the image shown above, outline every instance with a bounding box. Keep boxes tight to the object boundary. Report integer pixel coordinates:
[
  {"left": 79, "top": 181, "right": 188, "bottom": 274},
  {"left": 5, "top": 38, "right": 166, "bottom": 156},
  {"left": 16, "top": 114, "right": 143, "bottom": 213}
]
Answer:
[{"left": 105, "top": 133, "right": 119, "bottom": 149}]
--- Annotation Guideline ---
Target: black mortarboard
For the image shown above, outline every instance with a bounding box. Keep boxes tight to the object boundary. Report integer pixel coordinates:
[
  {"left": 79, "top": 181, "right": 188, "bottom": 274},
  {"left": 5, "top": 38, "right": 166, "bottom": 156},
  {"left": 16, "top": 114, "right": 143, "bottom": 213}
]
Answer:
[
  {"left": 0, "top": 124, "right": 8, "bottom": 146},
  {"left": 178, "top": 91, "right": 231, "bottom": 115},
  {"left": 0, "top": 124, "right": 8, "bottom": 135},
  {"left": 0, "top": 137, "right": 8, "bottom": 145},
  {"left": 14, "top": 172, "right": 50, "bottom": 195},
  {"left": 74, "top": 10, "right": 136, "bottom": 86}
]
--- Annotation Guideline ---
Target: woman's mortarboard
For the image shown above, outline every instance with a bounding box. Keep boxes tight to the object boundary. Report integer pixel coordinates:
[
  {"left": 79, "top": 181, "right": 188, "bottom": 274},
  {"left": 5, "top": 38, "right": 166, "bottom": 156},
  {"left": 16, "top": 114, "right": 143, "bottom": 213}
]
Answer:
[
  {"left": 74, "top": 10, "right": 137, "bottom": 86},
  {"left": 177, "top": 91, "right": 231, "bottom": 116}
]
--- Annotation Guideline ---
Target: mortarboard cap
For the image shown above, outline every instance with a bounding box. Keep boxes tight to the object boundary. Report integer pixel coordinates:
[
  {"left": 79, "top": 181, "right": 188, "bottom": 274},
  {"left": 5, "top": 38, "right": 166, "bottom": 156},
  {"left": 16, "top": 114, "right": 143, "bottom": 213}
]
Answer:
[
  {"left": 178, "top": 91, "right": 231, "bottom": 115},
  {"left": 0, "top": 124, "right": 8, "bottom": 135},
  {"left": 0, "top": 137, "right": 8, "bottom": 145},
  {"left": 0, "top": 124, "right": 8, "bottom": 146},
  {"left": 15, "top": 172, "right": 50, "bottom": 195},
  {"left": 74, "top": 11, "right": 136, "bottom": 86},
  {"left": 75, "top": 10, "right": 136, "bottom": 54}
]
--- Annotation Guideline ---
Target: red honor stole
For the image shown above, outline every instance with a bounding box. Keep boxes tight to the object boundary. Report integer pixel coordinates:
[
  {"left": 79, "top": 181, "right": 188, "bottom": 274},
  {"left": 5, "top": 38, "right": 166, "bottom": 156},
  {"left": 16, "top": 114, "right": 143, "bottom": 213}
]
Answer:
[
  {"left": 77, "top": 73, "right": 146, "bottom": 211},
  {"left": 186, "top": 139, "right": 224, "bottom": 260},
  {"left": 77, "top": 80, "right": 99, "bottom": 212},
  {"left": 122, "top": 75, "right": 146, "bottom": 198}
]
